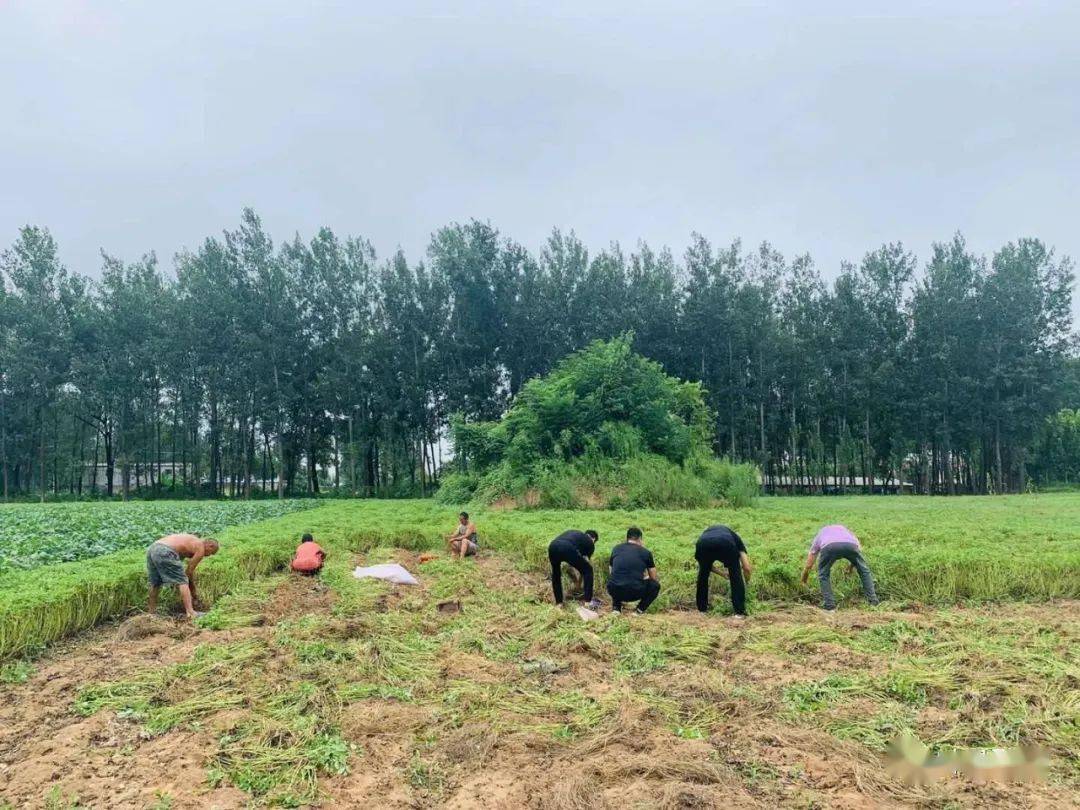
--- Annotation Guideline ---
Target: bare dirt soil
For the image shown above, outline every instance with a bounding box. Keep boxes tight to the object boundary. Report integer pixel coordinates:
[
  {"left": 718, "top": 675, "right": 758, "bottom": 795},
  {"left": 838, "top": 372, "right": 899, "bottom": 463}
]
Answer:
[{"left": 1, "top": 559, "right": 1077, "bottom": 809}]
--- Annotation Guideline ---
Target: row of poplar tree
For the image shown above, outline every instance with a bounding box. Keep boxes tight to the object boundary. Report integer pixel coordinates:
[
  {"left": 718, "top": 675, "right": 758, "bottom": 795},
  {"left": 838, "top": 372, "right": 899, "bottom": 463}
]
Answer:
[{"left": 0, "top": 208, "right": 1076, "bottom": 500}]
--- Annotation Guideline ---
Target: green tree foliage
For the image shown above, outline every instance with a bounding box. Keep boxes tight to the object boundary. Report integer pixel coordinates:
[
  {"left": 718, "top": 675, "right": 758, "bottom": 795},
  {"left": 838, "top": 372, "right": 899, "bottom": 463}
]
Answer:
[
  {"left": 442, "top": 335, "right": 758, "bottom": 508},
  {"left": 1063, "top": 357, "right": 1080, "bottom": 410},
  {"left": 0, "top": 213, "right": 1074, "bottom": 500},
  {"left": 1030, "top": 410, "right": 1080, "bottom": 486},
  {"left": 0, "top": 227, "right": 77, "bottom": 502}
]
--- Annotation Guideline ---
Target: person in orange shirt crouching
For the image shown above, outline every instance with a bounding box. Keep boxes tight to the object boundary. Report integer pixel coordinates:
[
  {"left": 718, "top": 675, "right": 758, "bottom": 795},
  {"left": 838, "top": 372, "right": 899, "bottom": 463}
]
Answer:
[{"left": 291, "top": 533, "right": 327, "bottom": 575}]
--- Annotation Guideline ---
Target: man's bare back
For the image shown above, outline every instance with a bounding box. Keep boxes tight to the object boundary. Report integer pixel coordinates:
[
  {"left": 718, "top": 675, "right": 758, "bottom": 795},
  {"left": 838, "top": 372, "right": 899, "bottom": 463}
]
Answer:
[
  {"left": 156, "top": 533, "right": 205, "bottom": 558},
  {"left": 147, "top": 534, "right": 219, "bottom": 619}
]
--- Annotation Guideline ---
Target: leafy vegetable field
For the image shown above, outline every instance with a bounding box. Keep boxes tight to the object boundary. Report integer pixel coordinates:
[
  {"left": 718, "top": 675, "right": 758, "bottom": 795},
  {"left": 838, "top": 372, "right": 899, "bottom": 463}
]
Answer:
[{"left": 0, "top": 500, "right": 319, "bottom": 572}]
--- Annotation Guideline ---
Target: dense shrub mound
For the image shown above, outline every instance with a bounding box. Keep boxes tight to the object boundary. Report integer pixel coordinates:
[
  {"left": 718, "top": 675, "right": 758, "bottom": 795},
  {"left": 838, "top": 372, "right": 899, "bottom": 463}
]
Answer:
[{"left": 437, "top": 335, "right": 759, "bottom": 508}]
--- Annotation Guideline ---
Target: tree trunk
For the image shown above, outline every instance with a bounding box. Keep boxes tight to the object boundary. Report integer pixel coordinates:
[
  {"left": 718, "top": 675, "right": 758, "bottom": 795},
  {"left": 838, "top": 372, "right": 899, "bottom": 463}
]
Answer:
[
  {"left": 0, "top": 385, "right": 8, "bottom": 502},
  {"left": 170, "top": 403, "right": 178, "bottom": 492},
  {"left": 156, "top": 407, "right": 163, "bottom": 495},
  {"left": 758, "top": 400, "right": 766, "bottom": 485},
  {"left": 270, "top": 347, "right": 287, "bottom": 499},
  {"left": 417, "top": 435, "right": 426, "bottom": 497},
  {"left": 371, "top": 440, "right": 380, "bottom": 496},
  {"left": 91, "top": 428, "right": 100, "bottom": 494},
  {"left": 832, "top": 439, "right": 838, "bottom": 494},
  {"left": 308, "top": 438, "right": 319, "bottom": 494},
  {"left": 978, "top": 437, "right": 987, "bottom": 494},
  {"left": 262, "top": 429, "right": 271, "bottom": 492},
  {"left": 181, "top": 410, "right": 189, "bottom": 489},
  {"left": 348, "top": 415, "right": 356, "bottom": 496},
  {"left": 209, "top": 397, "right": 220, "bottom": 497},
  {"left": 333, "top": 429, "right": 341, "bottom": 492},
  {"left": 37, "top": 405, "right": 46, "bottom": 502},
  {"left": 120, "top": 417, "right": 130, "bottom": 502},
  {"left": 277, "top": 431, "right": 286, "bottom": 499},
  {"left": 71, "top": 414, "right": 82, "bottom": 495},
  {"left": 727, "top": 338, "right": 736, "bottom": 458},
  {"left": 191, "top": 407, "right": 200, "bottom": 491},
  {"left": 943, "top": 413, "right": 956, "bottom": 496},
  {"left": 863, "top": 410, "right": 871, "bottom": 495},
  {"left": 994, "top": 419, "right": 1003, "bottom": 495},
  {"left": 244, "top": 417, "right": 254, "bottom": 500}
]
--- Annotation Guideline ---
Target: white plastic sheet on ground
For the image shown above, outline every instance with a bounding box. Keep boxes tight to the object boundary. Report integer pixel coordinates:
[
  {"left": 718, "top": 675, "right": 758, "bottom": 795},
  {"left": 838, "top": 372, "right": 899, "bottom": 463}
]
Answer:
[
  {"left": 576, "top": 605, "right": 599, "bottom": 621},
  {"left": 352, "top": 563, "right": 420, "bottom": 585}
]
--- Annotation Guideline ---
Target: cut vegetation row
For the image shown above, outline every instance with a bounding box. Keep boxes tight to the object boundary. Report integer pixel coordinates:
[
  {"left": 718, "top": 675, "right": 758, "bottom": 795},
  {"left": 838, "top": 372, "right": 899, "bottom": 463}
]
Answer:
[
  {"left": 1, "top": 529, "right": 1076, "bottom": 808},
  {"left": 2, "top": 495, "right": 1079, "bottom": 661}
]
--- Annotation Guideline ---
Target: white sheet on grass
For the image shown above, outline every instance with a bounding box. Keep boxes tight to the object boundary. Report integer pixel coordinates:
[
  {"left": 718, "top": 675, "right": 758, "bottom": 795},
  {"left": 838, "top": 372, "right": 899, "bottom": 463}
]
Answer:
[{"left": 352, "top": 563, "right": 420, "bottom": 586}]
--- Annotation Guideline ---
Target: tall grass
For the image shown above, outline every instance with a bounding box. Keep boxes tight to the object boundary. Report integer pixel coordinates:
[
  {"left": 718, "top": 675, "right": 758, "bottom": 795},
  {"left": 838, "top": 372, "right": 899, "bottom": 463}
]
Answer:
[
  {"left": 3, "top": 494, "right": 1079, "bottom": 660},
  {"left": 440, "top": 452, "right": 761, "bottom": 510}
]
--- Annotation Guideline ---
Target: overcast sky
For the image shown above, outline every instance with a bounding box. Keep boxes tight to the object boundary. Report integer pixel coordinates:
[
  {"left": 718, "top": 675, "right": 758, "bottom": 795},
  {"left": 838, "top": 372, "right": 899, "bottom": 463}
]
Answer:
[{"left": 2, "top": 1, "right": 1077, "bottom": 318}]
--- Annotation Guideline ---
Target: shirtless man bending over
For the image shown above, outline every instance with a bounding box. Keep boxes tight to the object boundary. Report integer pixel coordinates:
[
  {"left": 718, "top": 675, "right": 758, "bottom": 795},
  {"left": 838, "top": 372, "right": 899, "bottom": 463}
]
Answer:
[{"left": 146, "top": 534, "right": 220, "bottom": 619}]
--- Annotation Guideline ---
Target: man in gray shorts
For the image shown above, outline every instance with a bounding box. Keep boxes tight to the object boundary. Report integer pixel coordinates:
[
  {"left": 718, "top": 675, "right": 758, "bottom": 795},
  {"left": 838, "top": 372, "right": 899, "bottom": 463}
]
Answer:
[{"left": 147, "top": 534, "right": 219, "bottom": 620}]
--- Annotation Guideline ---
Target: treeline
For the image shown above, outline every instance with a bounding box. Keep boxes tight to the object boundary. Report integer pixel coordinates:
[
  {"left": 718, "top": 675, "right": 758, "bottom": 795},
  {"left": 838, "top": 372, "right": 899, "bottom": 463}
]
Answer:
[{"left": 0, "top": 209, "right": 1075, "bottom": 501}]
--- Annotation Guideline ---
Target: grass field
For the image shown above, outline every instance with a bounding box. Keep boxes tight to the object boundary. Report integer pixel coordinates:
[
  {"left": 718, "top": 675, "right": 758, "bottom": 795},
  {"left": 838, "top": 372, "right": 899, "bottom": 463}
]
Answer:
[{"left": 0, "top": 495, "right": 1078, "bottom": 808}]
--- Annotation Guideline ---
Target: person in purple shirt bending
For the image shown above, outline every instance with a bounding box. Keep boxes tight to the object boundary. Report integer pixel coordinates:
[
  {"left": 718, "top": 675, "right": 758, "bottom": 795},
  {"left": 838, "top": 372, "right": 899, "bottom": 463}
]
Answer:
[{"left": 800, "top": 524, "right": 879, "bottom": 611}]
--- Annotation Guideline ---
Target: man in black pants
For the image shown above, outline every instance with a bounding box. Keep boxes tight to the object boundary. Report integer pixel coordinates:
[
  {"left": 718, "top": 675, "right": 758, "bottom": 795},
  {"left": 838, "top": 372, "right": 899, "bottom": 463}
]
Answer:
[
  {"left": 606, "top": 527, "right": 661, "bottom": 614},
  {"left": 548, "top": 529, "right": 600, "bottom": 608},
  {"left": 695, "top": 525, "right": 752, "bottom": 617}
]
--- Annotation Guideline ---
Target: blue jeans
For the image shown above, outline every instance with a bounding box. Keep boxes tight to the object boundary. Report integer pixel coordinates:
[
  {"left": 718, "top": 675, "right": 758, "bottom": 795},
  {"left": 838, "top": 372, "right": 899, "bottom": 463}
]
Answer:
[{"left": 818, "top": 542, "right": 878, "bottom": 609}]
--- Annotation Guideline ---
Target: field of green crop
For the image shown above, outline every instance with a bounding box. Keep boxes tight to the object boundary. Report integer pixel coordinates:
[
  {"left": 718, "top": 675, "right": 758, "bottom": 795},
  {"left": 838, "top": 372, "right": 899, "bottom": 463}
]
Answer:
[
  {"left": 0, "top": 499, "right": 319, "bottom": 572},
  {"left": 2, "top": 493, "right": 1078, "bottom": 663},
  {"left": 0, "top": 493, "right": 1076, "bottom": 808}
]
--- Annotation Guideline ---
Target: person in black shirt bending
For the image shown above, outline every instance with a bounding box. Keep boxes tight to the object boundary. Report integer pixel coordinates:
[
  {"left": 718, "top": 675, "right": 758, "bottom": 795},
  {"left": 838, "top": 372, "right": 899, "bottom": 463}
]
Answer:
[
  {"left": 548, "top": 529, "right": 600, "bottom": 608},
  {"left": 695, "top": 524, "right": 752, "bottom": 617},
  {"left": 606, "top": 527, "right": 661, "bottom": 614}
]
